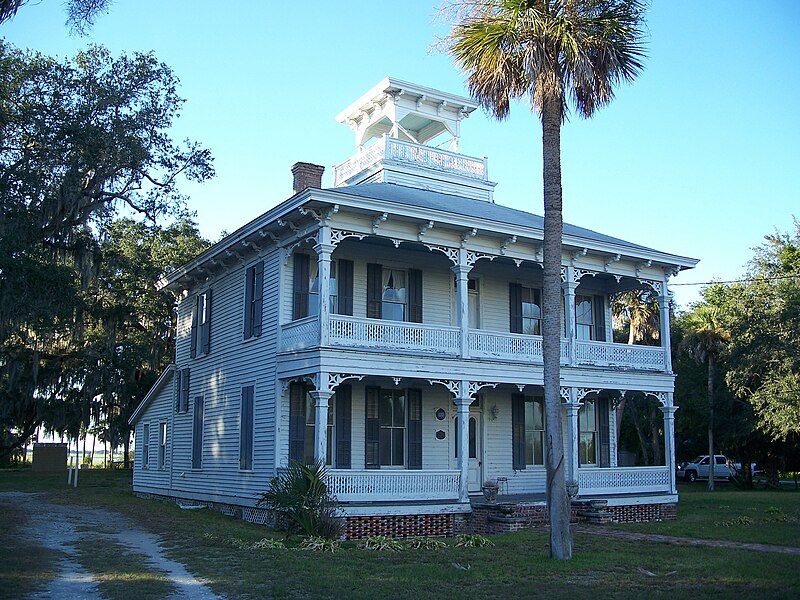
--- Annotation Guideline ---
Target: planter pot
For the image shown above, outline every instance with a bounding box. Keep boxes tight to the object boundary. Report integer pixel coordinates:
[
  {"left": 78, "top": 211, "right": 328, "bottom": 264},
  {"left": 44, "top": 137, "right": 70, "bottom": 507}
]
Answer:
[{"left": 482, "top": 485, "right": 499, "bottom": 503}]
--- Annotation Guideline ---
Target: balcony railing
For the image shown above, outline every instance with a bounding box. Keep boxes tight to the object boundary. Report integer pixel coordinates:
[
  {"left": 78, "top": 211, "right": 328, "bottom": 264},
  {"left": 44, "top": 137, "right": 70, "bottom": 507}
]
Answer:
[
  {"left": 575, "top": 340, "right": 666, "bottom": 371},
  {"left": 333, "top": 136, "right": 488, "bottom": 186},
  {"left": 330, "top": 315, "right": 460, "bottom": 355},
  {"left": 327, "top": 469, "right": 461, "bottom": 502},
  {"left": 279, "top": 315, "right": 668, "bottom": 372},
  {"left": 577, "top": 466, "right": 671, "bottom": 495}
]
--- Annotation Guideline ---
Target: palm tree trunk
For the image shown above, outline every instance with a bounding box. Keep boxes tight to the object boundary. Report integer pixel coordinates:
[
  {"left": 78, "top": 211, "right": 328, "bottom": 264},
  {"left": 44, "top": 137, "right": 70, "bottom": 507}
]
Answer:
[
  {"left": 541, "top": 93, "right": 572, "bottom": 560},
  {"left": 707, "top": 353, "right": 716, "bottom": 491}
]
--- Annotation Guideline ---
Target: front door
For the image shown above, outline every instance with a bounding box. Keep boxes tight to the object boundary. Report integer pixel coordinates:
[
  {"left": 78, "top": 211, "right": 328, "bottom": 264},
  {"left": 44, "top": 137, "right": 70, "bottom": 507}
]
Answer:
[{"left": 467, "top": 409, "right": 483, "bottom": 493}]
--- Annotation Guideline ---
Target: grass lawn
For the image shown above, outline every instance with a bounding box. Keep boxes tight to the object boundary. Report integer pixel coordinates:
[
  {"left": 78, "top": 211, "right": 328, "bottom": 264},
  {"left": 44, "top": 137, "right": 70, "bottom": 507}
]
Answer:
[{"left": 1, "top": 470, "right": 799, "bottom": 599}]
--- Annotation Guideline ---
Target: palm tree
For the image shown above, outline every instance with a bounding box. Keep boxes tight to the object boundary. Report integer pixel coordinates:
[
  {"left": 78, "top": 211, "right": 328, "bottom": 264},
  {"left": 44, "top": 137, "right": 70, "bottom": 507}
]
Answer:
[
  {"left": 612, "top": 289, "right": 660, "bottom": 345},
  {"left": 680, "top": 303, "right": 731, "bottom": 491},
  {"left": 445, "top": 0, "right": 646, "bottom": 559}
]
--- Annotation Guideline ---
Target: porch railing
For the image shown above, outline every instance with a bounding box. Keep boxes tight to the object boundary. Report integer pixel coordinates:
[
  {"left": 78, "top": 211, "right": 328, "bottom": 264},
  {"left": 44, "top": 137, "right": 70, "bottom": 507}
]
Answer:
[
  {"left": 575, "top": 340, "right": 666, "bottom": 371},
  {"left": 329, "top": 315, "right": 460, "bottom": 355},
  {"left": 281, "top": 316, "right": 320, "bottom": 351},
  {"left": 577, "top": 466, "right": 671, "bottom": 495},
  {"left": 326, "top": 469, "right": 461, "bottom": 502},
  {"left": 469, "top": 330, "right": 571, "bottom": 364}
]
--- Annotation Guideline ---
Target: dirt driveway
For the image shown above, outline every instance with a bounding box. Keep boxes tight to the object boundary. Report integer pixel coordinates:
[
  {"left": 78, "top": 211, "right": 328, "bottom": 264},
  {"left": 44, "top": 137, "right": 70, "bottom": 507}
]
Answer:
[{"left": 0, "top": 491, "right": 221, "bottom": 599}]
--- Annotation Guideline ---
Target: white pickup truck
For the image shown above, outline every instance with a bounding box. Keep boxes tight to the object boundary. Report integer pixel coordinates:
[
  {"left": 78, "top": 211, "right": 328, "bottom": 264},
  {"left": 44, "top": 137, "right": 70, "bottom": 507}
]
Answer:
[{"left": 678, "top": 455, "right": 738, "bottom": 482}]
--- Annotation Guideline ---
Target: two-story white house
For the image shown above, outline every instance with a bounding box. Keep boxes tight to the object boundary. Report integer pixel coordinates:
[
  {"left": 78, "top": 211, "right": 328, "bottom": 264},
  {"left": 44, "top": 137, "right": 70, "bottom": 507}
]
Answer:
[{"left": 130, "top": 78, "right": 698, "bottom": 538}]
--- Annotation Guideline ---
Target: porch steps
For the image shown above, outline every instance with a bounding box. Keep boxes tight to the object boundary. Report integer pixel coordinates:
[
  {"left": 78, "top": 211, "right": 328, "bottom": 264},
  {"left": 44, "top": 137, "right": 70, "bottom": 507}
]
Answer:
[{"left": 573, "top": 499, "right": 614, "bottom": 524}]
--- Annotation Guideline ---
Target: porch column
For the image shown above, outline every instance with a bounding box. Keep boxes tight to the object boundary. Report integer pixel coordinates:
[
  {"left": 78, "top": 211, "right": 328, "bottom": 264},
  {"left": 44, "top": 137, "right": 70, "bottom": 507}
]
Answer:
[
  {"left": 309, "top": 389, "right": 333, "bottom": 464},
  {"left": 563, "top": 266, "right": 578, "bottom": 366},
  {"left": 658, "top": 280, "right": 672, "bottom": 373},
  {"left": 563, "top": 387, "right": 581, "bottom": 485},
  {"left": 452, "top": 250, "right": 472, "bottom": 359},
  {"left": 455, "top": 383, "right": 471, "bottom": 502},
  {"left": 661, "top": 399, "right": 678, "bottom": 494},
  {"left": 315, "top": 226, "right": 333, "bottom": 347}
]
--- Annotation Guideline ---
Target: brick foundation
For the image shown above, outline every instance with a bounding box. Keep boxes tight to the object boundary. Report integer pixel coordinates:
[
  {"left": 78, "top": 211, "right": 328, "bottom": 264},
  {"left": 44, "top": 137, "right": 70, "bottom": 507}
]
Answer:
[
  {"left": 607, "top": 502, "right": 677, "bottom": 523},
  {"left": 342, "top": 513, "right": 454, "bottom": 540}
]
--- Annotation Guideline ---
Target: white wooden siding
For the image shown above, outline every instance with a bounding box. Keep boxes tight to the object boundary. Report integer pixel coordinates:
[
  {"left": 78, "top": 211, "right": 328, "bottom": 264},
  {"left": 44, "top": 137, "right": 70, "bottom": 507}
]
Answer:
[{"left": 132, "top": 375, "right": 173, "bottom": 492}]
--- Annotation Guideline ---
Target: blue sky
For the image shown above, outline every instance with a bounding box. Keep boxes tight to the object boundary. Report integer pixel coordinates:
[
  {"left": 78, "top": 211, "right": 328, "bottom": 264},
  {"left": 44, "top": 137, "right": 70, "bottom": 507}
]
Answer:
[{"left": 4, "top": 0, "right": 799, "bottom": 310}]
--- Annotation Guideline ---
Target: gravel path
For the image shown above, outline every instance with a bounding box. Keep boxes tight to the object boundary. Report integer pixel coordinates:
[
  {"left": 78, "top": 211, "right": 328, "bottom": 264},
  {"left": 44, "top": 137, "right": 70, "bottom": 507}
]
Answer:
[{"left": 0, "top": 491, "right": 221, "bottom": 600}]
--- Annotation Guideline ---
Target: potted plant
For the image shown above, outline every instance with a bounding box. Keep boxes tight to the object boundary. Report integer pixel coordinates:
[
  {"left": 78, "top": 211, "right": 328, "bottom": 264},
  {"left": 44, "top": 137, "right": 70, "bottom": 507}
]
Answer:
[{"left": 481, "top": 480, "right": 499, "bottom": 503}]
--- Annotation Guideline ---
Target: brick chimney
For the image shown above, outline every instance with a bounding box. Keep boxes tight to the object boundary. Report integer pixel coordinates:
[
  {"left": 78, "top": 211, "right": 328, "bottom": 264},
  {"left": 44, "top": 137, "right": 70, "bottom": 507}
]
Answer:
[{"left": 291, "top": 162, "right": 325, "bottom": 194}]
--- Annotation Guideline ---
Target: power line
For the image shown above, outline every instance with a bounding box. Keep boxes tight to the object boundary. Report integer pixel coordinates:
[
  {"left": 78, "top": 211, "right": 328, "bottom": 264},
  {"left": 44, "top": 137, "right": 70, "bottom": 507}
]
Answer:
[{"left": 670, "top": 274, "right": 800, "bottom": 287}]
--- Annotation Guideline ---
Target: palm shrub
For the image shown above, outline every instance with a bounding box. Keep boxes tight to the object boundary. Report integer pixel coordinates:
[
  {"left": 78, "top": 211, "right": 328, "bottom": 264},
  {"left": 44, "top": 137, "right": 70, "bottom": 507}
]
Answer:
[{"left": 257, "top": 460, "right": 341, "bottom": 539}]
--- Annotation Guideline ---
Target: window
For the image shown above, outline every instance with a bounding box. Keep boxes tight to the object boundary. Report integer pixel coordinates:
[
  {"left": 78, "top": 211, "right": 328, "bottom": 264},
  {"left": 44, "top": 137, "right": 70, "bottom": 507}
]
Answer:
[
  {"left": 525, "top": 397, "right": 545, "bottom": 465},
  {"left": 579, "top": 399, "right": 597, "bottom": 465},
  {"left": 293, "top": 254, "right": 354, "bottom": 320},
  {"left": 468, "top": 278, "right": 480, "bottom": 329},
  {"left": 575, "top": 294, "right": 606, "bottom": 341},
  {"left": 190, "top": 290, "right": 211, "bottom": 357},
  {"left": 244, "top": 262, "right": 264, "bottom": 339},
  {"left": 579, "top": 398, "right": 610, "bottom": 467},
  {"left": 158, "top": 422, "right": 167, "bottom": 468},
  {"left": 367, "top": 264, "right": 422, "bottom": 322},
  {"left": 365, "top": 387, "right": 422, "bottom": 469},
  {"left": 142, "top": 423, "right": 150, "bottom": 468},
  {"left": 509, "top": 284, "right": 542, "bottom": 335},
  {"left": 240, "top": 386, "right": 254, "bottom": 470},
  {"left": 522, "top": 287, "right": 542, "bottom": 335},
  {"left": 174, "top": 368, "right": 190, "bottom": 413},
  {"left": 289, "top": 382, "right": 334, "bottom": 466},
  {"left": 511, "top": 394, "right": 545, "bottom": 468},
  {"left": 192, "top": 395, "right": 204, "bottom": 469}
]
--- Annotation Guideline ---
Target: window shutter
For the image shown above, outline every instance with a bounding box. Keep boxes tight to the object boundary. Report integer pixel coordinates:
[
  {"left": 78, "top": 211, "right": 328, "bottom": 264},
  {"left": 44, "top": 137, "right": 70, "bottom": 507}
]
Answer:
[
  {"left": 512, "top": 393, "right": 526, "bottom": 470},
  {"left": 337, "top": 259, "right": 354, "bottom": 316},
  {"left": 509, "top": 283, "right": 523, "bottom": 333},
  {"left": 407, "top": 389, "right": 422, "bottom": 469},
  {"left": 598, "top": 397, "right": 610, "bottom": 467},
  {"left": 292, "top": 254, "right": 310, "bottom": 320},
  {"left": 335, "top": 385, "right": 352, "bottom": 469},
  {"left": 240, "top": 386, "right": 254, "bottom": 470},
  {"left": 408, "top": 269, "right": 423, "bottom": 323},
  {"left": 288, "top": 383, "right": 306, "bottom": 463},
  {"left": 190, "top": 299, "right": 198, "bottom": 358},
  {"left": 244, "top": 265, "right": 254, "bottom": 339},
  {"left": 366, "top": 263, "right": 382, "bottom": 319},
  {"left": 253, "top": 261, "right": 264, "bottom": 336},
  {"left": 365, "top": 387, "right": 380, "bottom": 469},
  {"left": 180, "top": 368, "right": 190, "bottom": 413},
  {"left": 594, "top": 295, "right": 606, "bottom": 342},
  {"left": 192, "top": 396, "right": 204, "bottom": 469},
  {"left": 201, "top": 290, "right": 211, "bottom": 355},
  {"left": 174, "top": 369, "right": 182, "bottom": 413}
]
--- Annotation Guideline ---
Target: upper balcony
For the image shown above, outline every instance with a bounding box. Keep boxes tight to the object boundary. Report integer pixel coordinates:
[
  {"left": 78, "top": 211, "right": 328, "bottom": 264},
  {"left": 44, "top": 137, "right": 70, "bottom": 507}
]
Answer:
[{"left": 281, "top": 314, "right": 669, "bottom": 372}]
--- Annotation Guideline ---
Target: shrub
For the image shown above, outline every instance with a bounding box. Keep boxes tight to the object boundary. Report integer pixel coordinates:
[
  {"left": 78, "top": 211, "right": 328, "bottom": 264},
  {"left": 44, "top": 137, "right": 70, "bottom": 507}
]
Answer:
[
  {"left": 454, "top": 534, "right": 494, "bottom": 547},
  {"left": 407, "top": 537, "right": 447, "bottom": 550},
  {"left": 257, "top": 460, "right": 341, "bottom": 539},
  {"left": 298, "top": 536, "right": 340, "bottom": 552},
  {"left": 358, "top": 535, "right": 407, "bottom": 551}
]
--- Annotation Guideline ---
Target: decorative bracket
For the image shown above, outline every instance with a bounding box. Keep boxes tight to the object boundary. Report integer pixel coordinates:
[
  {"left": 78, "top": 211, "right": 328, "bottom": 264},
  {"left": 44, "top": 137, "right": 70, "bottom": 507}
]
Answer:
[
  {"left": 573, "top": 268, "right": 597, "bottom": 283},
  {"left": 637, "top": 278, "right": 663, "bottom": 295},
  {"left": 427, "top": 379, "right": 459, "bottom": 396},
  {"left": 460, "top": 228, "right": 477, "bottom": 247},
  {"left": 282, "top": 236, "right": 318, "bottom": 265},
  {"left": 372, "top": 212, "right": 388, "bottom": 233},
  {"left": 424, "top": 244, "right": 459, "bottom": 266},
  {"left": 299, "top": 204, "right": 339, "bottom": 225},
  {"left": 277, "top": 218, "right": 299, "bottom": 233},
  {"left": 467, "top": 381, "right": 498, "bottom": 396},
  {"left": 604, "top": 254, "right": 621, "bottom": 272},
  {"left": 329, "top": 373, "right": 366, "bottom": 389},
  {"left": 331, "top": 229, "right": 367, "bottom": 246},
  {"left": 643, "top": 391, "right": 670, "bottom": 406},
  {"left": 576, "top": 388, "right": 602, "bottom": 402},
  {"left": 635, "top": 260, "right": 652, "bottom": 277},
  {"left": 559, "top": 387, "right": 572, "bottom": 402},
  {"left": 466, "top": 251, "right": 495, "bottom": 267},
  {"left": 500, "top": 235, "right": 517, "bottom": 255},
  {"left": 417, "top": 221, "right": 434, "bottom": 240},
  {"left": 571, "top": 248, "right": 588, "bottom": 264},
  {"left": 259, "top": 229, "right": 280, "bottom": 243}
]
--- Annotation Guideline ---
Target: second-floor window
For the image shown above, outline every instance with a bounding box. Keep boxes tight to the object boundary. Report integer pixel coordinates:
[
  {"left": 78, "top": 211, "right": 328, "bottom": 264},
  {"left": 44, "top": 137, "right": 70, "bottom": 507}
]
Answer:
[
  {"left": 576, "top": 294, "right": 606, "bottom": 341},
  {"left": 367, "top": 263, "right": 422, "bottom": 322},
  {"left": 174, "top": 367, "right": 190, "bottom": 413},
  {"left": 509, "top": 283, "right": 542, "bottom": 335},
  {"left": 190, "top": 290, "right": 211, "bottom": 358},
  {"left": 292, "top": 253, "right": 353, "bottom": 320}
]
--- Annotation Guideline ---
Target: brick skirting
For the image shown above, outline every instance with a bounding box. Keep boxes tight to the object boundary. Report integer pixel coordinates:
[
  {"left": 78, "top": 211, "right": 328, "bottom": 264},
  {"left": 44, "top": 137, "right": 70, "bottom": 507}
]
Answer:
[
  {"left": 608, "top": 502, "right": 677, "bottom": 523},
  {"left": 342, "top": 513, "right": 455, "bottom": 540}
]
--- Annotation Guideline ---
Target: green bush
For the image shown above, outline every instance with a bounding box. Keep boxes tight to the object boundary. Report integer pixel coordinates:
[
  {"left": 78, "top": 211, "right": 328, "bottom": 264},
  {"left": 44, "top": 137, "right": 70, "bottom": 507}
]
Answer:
[{"left": 257, "top": 460, "right": 341, "bottom": 539}]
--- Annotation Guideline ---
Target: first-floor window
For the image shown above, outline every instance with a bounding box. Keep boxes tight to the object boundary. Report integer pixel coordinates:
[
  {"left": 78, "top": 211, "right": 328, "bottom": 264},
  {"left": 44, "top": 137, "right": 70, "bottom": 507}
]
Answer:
[
  {"left": 192, "top": 395, "right": 204, "bottom": 469},
  {"left": 579, "top": 399, "right": 597, "bottom": 465},
  {"left": 142, "top": 423, "right": 150, "bottom": 468},
  {"left": 512, "top": 393, "right": 545, "bottom": 468},
  {"left": 365, "top": 388, "right": 422, "bottom": 469},
  {"left": 289, "top": 382, "right": 333, "bottom": 466},
  {"left": 158, "top": 422, "right": 167, "bottom": 468}
]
